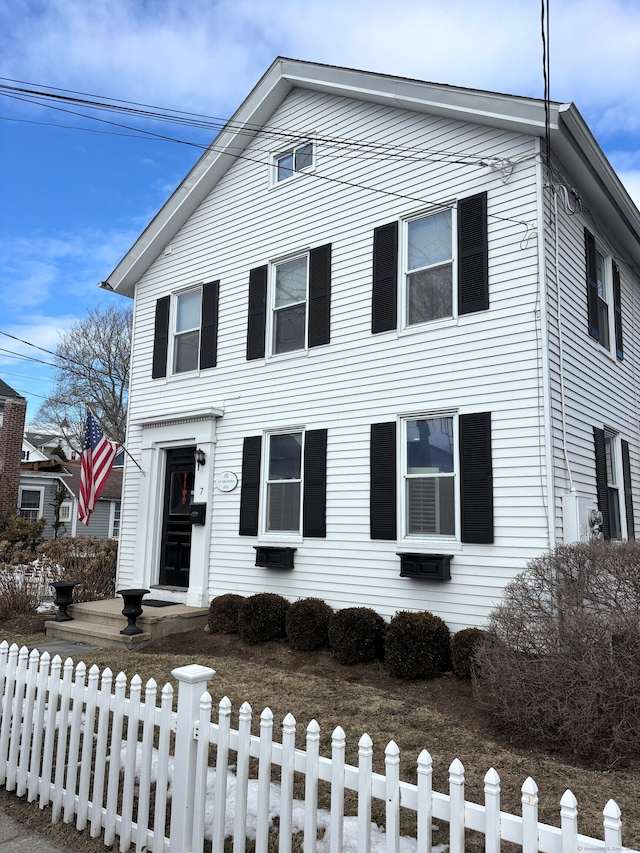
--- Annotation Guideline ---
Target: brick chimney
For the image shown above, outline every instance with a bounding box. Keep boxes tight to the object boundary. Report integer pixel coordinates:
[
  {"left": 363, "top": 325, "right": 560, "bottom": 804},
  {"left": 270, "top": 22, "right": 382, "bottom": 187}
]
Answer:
[{"left": 0, "top": 395, "right": 27, "bottom": 517}]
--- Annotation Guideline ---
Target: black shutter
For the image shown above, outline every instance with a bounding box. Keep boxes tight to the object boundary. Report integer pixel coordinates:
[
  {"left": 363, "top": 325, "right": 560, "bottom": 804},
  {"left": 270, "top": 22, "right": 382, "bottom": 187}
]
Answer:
[
  {"left": 303, "top": 429, "right": 327, "bottom": 537},
  {"left": 308, "top": 245, "right": 331, "bottom": 348},
  {"left": 585, "top": 229, "right": 600, "bottom": 341},
  {"left": 239, "top": 436, "right": 262, "bottom": 536},
  {"left": 458, "top": 192, "right": 489, "bottom": 315},
  {"left": 199, "top": 280, "right": 219, "bottom": 370},
  {"left": 613, "top": 261, "right": 623, "bottom": 360},
  {"left": 459, "top": 412, "right": 493, "bottom": 544},
  {"left": 370, "top": 422, "right": 397, "bottom": 539},
  {"left": 593, "top": 426, "right": 611, "bottom": 540},
  {"left": 152, "top": 296, "right": 170, "bottom": 379},
  {"left": 622, "top": 440, "right": 635, "bottom": 539},
  {"left": 247, "top": 266, "right": 267, "bottom": 360},
  {"left": 372, "top": 222, "right": 398, "bottom": 333}
]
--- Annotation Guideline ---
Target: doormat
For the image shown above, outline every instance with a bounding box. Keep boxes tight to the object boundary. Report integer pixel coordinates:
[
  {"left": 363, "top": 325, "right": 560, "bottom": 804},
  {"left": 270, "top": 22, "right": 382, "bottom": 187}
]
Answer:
[{"left": 143, "top": 599, "right": 177, "bottom": 608}]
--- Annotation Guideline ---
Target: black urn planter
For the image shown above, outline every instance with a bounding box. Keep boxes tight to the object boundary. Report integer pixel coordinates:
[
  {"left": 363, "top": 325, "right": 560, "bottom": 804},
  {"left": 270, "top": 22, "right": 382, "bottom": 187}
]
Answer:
[
  {"left": 117, "top": 588, "right": 150, "bottom": 636},
  {"left": 51, "top": 580, "right": 79, "bottom": 622}
]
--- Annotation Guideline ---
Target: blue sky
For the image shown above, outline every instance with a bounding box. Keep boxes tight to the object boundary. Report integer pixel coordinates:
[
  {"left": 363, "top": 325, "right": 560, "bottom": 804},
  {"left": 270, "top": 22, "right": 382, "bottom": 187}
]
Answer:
[{"left": 1, "top": 0, "right": 639, "bottom": 422}]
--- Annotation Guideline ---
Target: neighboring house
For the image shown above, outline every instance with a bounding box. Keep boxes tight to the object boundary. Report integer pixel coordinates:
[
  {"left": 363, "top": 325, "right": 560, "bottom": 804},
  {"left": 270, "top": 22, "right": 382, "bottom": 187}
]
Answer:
[
  {"left": 102, "top": 59, "right": 640, "bottom": 630},
  {"left": 21, "top": 437, "right": 51, "bottom": 465},
  {"left": 18, "top": 461, "right": 123, "bottom": 540},
  {"left": 25, "top": 430, "right": 78, "bottom": 461}
]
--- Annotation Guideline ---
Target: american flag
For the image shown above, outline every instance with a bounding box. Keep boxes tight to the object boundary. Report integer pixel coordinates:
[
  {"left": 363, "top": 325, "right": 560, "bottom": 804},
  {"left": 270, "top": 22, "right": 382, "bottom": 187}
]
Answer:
[{"left": 78, "top": 410, "right": 119, "bottom": 526}]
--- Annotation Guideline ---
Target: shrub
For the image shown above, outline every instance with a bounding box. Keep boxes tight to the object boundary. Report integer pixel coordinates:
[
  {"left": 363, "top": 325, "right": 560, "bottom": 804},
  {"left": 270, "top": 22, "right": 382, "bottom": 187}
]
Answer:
[
  {"left": 286, "top": 598, "right": 333, "bottom": 651},
  {"left": 328, "top": 607, "right": 385, "bottom": 665},
  {"left": 0, "top": 563, "right": 58, "bottom": 618},
  {"left": 238, "top": 593, "right": 291, "bottom": 645},
  {"left": 451, "top": 627, "right": 486, "bottom": 678},
  {"left": 208, "top": 593, "right": 245, "bottom": 634},
  {"left": 474, "top": 541, "right": 640, "bottom": 761},
  {"left": 384, "top": 611, "right": 451, "bottom": 680},
  {"left": 36, "top": 537, "right": 117, "bottom": 601},
  {"left": 0, "top": 515, "right": 46, "bottom": 547}
]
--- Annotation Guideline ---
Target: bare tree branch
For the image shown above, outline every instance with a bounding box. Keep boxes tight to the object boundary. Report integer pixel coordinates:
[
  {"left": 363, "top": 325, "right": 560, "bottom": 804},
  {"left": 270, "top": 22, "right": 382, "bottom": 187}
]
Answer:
[{"left": 35, "top": 304, "right": 132, "bottom": 452}]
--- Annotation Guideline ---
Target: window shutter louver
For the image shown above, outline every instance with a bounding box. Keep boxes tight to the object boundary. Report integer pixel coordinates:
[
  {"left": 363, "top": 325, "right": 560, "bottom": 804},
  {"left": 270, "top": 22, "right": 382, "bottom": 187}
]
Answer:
[
  {"left": 613, "top": 262, "right": 623, "bottom": 360},
  {"left": 622, "top": 440, "right": 635, "bottom": 539},
  {"left": 593, "top": 426, "right": 611, "bottom": 540},
  {"left": 459, "top": 412, "right": 493, "bottom": 544},
  {"left": 303, "top": 429, "right": 327, "bottom": 537},
  {"left": 372, "top": 222, "right": 398, "bottom": 333},
  {"left": 370, "top": 422, "right": 397, "bottom": 539},
  {"left": 199, "top": 280, "right": 219, "bottom": 369},
  {"left": 247, "top": 266, "right": 267, "bottom": 360},
  {"left": 239, "top": 436, "right": 262, "bottom": 536},
  {"left": 585, "top": 230, "right": 600, "bottom": 341},
  {"left": 458, "top": 192, "right": 489, "bottom": 315},
  {"left": 308, "top": 245, "right": 331, "bottom": 348},
  {"left": 152, "top": 296, "right": 170, "bottom": 379}
]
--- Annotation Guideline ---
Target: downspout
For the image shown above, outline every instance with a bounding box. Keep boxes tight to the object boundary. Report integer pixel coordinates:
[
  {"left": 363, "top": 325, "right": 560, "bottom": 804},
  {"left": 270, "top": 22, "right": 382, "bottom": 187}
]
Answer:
[
  {"left": 552, "top": 188, "right": 576, "bottom": 495},
  {"left": 535, "top": 139, "right": 557, "bottom": 548}
]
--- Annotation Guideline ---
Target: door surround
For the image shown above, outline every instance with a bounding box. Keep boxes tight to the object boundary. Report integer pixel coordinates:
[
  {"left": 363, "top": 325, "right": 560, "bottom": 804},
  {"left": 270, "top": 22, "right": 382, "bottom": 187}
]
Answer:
[{"left": 130, "top": 407, "right": 222, "bottom": 607}]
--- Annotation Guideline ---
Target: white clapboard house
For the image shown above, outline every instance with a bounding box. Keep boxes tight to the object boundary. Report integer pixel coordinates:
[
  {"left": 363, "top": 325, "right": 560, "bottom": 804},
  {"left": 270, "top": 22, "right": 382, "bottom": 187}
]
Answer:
[{"left": 103, "top": 59, "right": 640, "bottom": 631}]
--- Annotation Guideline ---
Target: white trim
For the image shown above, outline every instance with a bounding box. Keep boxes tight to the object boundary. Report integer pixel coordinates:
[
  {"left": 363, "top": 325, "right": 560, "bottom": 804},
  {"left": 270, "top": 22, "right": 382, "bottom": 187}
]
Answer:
[
  {"left": 270, "top": 139, "right": 315, "bottom": 187},
  {"left": 18, "top": 486, "right": 44, "bottom": 522},
  {"left": 268, "top": 251, "right": 310, "bottom": 358},
  {"left": 171, "top": 284, "right": 203, "bottom": 375},
  {"left": 398, "top": 412, "right": 460, "bottom": 546}
]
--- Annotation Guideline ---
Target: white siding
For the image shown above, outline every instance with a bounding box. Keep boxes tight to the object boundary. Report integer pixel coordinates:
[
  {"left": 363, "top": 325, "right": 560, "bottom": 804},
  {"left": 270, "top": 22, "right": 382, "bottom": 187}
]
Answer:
[{"left": 120, "top": 87, "right": 558, "bottom": 631}]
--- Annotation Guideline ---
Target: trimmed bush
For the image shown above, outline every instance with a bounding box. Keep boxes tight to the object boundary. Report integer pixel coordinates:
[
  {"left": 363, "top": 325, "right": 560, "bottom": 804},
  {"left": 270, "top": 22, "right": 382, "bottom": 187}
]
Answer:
[
  {"left": 384, "top": 611, "right": 451, "bottom": 680},
  {"left": 475, "top": 541, "right": 640, "bottom": 761},
  {"left": 208, "top": 593, "right": 245, "bottom": 634},
  {"left": 238, "top": 593, "right": 291, "bottom": 645},
  {"left": 451, "top": 627, "right": 486, "bottom": 678},
  {"left": 328, "top": 607, "right": 385, "bottom": 665},
  {"left": 286, "top": 597, "right": 333, "bottom": 651}
]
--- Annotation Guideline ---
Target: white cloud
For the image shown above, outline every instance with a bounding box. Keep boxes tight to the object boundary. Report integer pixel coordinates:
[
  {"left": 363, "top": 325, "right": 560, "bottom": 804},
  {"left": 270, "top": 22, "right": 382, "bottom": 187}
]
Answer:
[
  {"left": 0, "top": 227, "right": 139, "bottom": 308},
  {"left": 2, "top": 0, "right": 639, "bottom": 136}
]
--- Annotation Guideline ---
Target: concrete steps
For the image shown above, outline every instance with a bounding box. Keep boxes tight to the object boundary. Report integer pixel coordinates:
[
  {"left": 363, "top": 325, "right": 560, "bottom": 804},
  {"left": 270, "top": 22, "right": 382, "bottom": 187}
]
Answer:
[{"left": 45, "top": 598, "right": 209, "bottom": 650}]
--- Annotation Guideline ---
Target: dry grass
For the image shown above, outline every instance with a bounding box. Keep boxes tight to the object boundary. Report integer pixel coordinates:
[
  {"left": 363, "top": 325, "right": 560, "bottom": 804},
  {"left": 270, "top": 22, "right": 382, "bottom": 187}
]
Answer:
[{"left": 2, "top": 618, "right": 639, "bottom": 852}]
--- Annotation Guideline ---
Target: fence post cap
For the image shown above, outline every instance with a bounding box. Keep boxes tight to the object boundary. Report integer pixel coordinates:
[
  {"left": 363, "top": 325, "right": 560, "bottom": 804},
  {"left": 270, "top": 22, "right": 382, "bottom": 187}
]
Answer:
[{"left": 171, "top": 664, "right": 216, "bottom": 684}]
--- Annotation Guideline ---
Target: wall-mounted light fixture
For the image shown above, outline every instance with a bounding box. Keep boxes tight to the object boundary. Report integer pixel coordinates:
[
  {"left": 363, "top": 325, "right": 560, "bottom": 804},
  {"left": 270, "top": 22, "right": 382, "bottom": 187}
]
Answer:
[{"left": 194, "top": 448, "right": 206, "bottom": 468}]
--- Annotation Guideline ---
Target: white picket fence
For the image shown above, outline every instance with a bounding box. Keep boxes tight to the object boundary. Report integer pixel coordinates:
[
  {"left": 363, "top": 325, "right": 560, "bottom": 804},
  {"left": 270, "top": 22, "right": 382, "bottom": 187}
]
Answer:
[{"left": 0, "top": 640, "right": 633, "bottom": 853}]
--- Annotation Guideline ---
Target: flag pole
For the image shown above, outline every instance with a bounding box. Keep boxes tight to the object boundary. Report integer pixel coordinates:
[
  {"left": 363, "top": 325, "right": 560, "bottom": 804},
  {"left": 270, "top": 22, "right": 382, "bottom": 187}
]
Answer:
[{"left": 85, "top": 406, "right": 145, "bottom": 475}]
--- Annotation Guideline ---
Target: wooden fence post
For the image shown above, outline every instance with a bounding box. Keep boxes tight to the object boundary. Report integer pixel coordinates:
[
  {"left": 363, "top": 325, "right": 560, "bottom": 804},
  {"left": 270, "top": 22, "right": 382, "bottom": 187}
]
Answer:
[
  {"left": 330, "top": 726, "right": 346, "bottom": 853},
  {"left": 484, "top": 767, "right": 500, "bottom": 853},
  {"left": 304, "top": 720, "right": 320, "bottom": 853},
  {"left": 358, "top": 733, "right": 373, "bottom": 853},
  {"left": 169, "top": 664, "right": 216, "bottom": 853}
]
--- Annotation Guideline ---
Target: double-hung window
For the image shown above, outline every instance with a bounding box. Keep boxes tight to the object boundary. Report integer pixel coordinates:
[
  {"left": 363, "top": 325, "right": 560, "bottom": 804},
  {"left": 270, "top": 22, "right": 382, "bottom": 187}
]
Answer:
[
  {"left": 371, "top": 412, "right": 493, "bottom": 545},
  {"left": 593, "top": 426, "right": 635, "bottom": 540},
  {"left": 404, "top": 417, "right": 456, "bottom": 537},
  {"left": 152, "top": 281, "right": 219, "bottom": 378},
  {"left": 585, "top": 228, "right": 623, "bottom": 359},
  {"left": 239, "top": 429, "right": 328, "bottom": 539},
  {"left": 19, "top": 487, "right": 43, "bottom": 522},
  {"left": 265, "top": 432, "right": 303, "bottom": 533},
  {"left": 174, "top": 287, "right": 202, "bottom": 373},
  {"left": 272, "top": 255, "right": 309, "bottom": 355},
  {"left": 373, "top": 192, "right": 488, "bottom": 334},
  {"left": 246, "top": 245, "right": 331, "bottom": 360},
  {"left": 275, "top": 142, "right": 314, "bottom": 183},
  {"left": 405, "top": 209, "right": 454, "bottom": 326}
]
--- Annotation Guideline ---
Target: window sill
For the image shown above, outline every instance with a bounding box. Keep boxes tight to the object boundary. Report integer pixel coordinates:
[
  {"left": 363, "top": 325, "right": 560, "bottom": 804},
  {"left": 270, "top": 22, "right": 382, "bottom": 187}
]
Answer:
[
  {"left": 254, "top": 546, "right": 296, "bottom": 569},
  {"left": 396, "top": 553, "right": 452, "bottom": 580}
]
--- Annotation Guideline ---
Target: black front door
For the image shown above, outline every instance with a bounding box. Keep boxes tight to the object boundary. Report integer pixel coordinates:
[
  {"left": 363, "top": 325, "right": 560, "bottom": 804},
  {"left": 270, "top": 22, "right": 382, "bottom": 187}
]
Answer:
[{"left": 159, "top": 447, "right": 195, "bottom": 588}]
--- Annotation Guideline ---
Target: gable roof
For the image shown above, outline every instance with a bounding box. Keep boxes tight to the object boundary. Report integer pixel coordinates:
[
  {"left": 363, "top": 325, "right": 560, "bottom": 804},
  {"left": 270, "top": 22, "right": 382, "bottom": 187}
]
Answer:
[
  {"left": 104, "top": 57, "right": 640, "bottom": 297},
  {"left": 0, "top": 378, "right": 20, "bottom": 398}
]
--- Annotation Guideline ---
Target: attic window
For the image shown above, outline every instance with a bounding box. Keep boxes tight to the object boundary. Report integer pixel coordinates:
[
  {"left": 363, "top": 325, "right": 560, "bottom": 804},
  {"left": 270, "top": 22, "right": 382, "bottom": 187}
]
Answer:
[{"left": 275, "top": 142, "right": 314, "bottom": 183}]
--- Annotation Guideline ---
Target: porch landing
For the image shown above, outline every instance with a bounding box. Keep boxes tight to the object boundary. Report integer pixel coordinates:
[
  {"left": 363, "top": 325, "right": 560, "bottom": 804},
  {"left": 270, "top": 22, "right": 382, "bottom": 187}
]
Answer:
[{"left": 45, "top": 598, "right": 209, "bottom": 650}]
